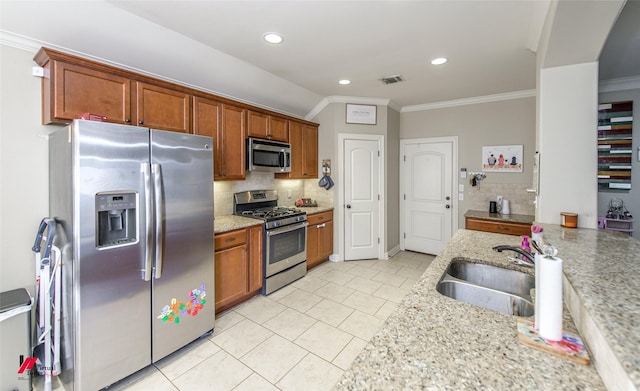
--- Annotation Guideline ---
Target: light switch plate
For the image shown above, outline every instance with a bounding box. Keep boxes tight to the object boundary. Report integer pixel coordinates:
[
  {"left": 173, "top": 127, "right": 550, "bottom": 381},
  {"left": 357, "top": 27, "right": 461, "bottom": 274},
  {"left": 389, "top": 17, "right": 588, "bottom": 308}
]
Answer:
[
  {"left": 458, "top": 184, "right": 464, "bottom": 192},
  {"left": 459, "top": 193, "right": 464, "bottom": 201}
]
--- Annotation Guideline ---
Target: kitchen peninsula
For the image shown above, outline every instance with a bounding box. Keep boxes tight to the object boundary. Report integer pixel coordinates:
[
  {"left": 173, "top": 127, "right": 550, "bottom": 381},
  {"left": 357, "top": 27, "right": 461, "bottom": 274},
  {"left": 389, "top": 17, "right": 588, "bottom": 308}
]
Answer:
[{"left": 337, "top": 226, "right": 640, "bottom": 390}]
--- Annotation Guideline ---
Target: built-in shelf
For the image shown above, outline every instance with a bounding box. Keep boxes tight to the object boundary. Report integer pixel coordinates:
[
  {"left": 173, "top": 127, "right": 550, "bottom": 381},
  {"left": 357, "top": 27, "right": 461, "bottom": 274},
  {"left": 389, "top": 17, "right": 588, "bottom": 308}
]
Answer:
[
  {"left": 598, "top": 101, "right": 633, "bottom": 191},
  {"left": 601, "top": 218, "right": 634, "bottom": 235}
]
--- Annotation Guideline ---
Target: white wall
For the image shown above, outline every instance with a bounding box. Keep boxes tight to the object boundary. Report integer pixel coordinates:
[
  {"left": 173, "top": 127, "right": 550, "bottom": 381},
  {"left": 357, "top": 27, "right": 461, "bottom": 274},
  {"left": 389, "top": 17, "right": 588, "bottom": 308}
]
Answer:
[
  {"left": 311, "top": 102, "right": 401, "bottom": 257},
  {"left": 401, "top": 97, "right": 536, "bottom": 228},
  {"left": 0, "top": 45, "right": 53, "bottom": 293},
  {"left": 537, "top": 62, "right": 599, "bottom": 228}
]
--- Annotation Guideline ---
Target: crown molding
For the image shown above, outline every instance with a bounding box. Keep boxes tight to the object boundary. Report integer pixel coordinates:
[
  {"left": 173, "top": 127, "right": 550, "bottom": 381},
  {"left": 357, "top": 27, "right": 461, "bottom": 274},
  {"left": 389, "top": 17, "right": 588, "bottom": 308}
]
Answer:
[
  {"left": 599, "top": 76, "right": 640, "bottom": 93},
  {"left": 401, "top": 89, "right": 537, "bottom": 113},
  {"left": 0, "top": 30, "right": 42, "bottom": 52}
]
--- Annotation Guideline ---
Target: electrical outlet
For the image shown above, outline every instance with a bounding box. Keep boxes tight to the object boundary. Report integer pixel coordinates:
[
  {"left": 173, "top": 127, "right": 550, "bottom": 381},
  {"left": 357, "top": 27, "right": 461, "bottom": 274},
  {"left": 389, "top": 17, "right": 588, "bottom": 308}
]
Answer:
[{"left": 497, "top": 196, "right": 503, "bottom": 205}]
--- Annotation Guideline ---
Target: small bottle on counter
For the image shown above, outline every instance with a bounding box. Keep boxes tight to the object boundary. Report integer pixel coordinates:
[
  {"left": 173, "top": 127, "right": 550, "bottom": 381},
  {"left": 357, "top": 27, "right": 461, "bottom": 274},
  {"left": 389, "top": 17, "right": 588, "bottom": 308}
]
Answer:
[{"left": 521, "top": 235, "right": 531, "bottom": 257}]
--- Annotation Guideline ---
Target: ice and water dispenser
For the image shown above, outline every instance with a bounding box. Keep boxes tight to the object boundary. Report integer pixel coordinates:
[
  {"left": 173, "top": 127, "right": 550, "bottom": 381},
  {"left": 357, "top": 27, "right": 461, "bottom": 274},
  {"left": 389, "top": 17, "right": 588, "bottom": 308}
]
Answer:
[{"left": 96, "top": 192, "right": 137, "bottom": 248}]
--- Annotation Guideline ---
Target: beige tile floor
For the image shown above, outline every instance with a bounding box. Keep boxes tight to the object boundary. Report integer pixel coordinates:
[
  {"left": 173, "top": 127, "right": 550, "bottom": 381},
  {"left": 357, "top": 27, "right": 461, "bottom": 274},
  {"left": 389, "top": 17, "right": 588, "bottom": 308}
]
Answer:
[{"left": 43, "top": 251, "right": 434, "bottom": 391}]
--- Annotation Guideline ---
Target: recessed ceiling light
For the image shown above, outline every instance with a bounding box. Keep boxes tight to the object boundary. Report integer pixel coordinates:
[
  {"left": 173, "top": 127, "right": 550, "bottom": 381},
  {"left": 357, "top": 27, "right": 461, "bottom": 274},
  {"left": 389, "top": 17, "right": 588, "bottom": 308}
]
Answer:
[
  {"left": 263, "top": 33, "right": 284, "bottom": 44},
  {"left": 338, "top": 79, "right": 351, "bottom": 85},
  {"left": 431, "top": 57, "right": 447, "bottom": 65}
]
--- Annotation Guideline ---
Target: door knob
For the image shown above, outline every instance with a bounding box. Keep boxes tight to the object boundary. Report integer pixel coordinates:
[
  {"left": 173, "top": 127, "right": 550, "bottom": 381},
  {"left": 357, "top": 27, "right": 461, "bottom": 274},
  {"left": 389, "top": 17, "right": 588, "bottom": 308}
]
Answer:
[
  {"left": 346, "top": 204, "right": 351, "bottom": 209},
  {"left": 445, "top": 205, "right": 451, "bottom": 209},
  {"left": 445, "top": 196, "right": 451, "bottom": 200}
]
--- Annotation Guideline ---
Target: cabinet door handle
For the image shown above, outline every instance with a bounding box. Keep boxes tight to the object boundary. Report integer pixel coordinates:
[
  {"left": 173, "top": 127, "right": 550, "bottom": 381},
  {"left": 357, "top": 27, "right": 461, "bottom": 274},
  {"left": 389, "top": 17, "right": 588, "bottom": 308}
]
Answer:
[
  {"left": 125, "top": 118, "right": 131, "bottom": 123},
  {"left": 317, "top": 223, "right": 326, "bottom": 228},
  {"left": 224, "top": 237, "right": 236, "bottom": 242},
  {"left": 139, "top": 120, "right": 144, "bottom": 125},
  {"left": 497, "top": 226, "right": 509, "bottom": 231}
]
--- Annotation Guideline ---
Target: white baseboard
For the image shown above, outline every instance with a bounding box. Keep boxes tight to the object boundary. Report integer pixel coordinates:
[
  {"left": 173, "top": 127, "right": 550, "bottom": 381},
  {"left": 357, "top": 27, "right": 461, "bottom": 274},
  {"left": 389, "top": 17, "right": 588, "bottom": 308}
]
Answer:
[{"left": 385, "top": 245, "right": 401, "bottom": 259}]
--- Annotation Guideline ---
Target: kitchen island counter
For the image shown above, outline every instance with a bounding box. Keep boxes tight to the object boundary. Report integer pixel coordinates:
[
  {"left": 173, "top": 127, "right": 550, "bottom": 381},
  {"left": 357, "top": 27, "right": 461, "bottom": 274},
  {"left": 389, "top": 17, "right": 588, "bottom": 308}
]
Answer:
[{"left": 337, "top": 226, "right": 640, "bottom": 390}]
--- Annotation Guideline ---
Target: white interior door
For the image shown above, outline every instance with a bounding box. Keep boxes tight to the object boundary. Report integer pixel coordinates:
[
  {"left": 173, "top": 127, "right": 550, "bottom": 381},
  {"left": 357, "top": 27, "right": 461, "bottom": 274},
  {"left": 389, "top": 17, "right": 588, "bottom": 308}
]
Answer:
[
  {"left": 344, "top": 138, "right": 380, "bottom": 260},
  {"left": 402, "top": 140, "right": 455, "bottom": 255}
]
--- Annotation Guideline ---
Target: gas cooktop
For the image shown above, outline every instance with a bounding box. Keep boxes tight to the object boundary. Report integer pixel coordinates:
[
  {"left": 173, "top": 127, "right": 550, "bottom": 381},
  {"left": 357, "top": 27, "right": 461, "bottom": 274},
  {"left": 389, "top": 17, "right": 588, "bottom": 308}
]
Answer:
[{"left": 233, "top": 190, "right": 307, "bottom": 229}]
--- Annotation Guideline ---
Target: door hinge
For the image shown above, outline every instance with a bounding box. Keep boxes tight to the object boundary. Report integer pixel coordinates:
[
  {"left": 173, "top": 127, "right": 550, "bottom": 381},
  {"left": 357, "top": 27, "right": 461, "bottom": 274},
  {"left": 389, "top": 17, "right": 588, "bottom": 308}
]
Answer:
[
  {"left": 403, "top": 233, "right": 406, "bottom": 239},
  {"left": 378, "top": 194, "right": 380, "bottom": 200},
  {"left": 403, "top": 155, "right": 406, "bottom": 162},
  {"left": 403, "top": 194, "right": 406, "bottom": 200},
  {"left": 378, "top": 150, "right": 380, "bottom": 157},
  {"left": 378, "top": 237, "right": 380, "bottom": 244}
]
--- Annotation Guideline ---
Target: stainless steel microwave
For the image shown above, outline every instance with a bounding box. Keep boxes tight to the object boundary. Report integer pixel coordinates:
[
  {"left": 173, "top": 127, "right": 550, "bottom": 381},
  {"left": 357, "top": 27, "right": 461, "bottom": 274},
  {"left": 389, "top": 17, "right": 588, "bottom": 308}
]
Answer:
[{"left": 246, "top": 138, "right": 292, "bottom": 173}]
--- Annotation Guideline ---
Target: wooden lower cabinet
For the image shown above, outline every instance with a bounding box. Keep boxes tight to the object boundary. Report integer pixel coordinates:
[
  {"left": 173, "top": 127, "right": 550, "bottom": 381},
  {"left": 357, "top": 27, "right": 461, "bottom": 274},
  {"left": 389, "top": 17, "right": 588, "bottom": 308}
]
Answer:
[
  {"left": 306, "top": 211, "right": 333, "bottom": 269},
  {"left": 465, "top": 217, "right": 531, "bottom": 236},
  {"left": 248, "top": 225, "right": 263, "bottom": 294},
  {"left": 214, "top": 226, "right": 263, "bottom": 313}
]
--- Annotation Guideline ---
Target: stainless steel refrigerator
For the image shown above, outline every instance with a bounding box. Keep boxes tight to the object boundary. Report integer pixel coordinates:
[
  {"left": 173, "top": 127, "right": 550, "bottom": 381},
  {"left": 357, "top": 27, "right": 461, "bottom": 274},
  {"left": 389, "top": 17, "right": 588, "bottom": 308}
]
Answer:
[{"left": 49, "top": 120, "right": 214, "bottom": 390}]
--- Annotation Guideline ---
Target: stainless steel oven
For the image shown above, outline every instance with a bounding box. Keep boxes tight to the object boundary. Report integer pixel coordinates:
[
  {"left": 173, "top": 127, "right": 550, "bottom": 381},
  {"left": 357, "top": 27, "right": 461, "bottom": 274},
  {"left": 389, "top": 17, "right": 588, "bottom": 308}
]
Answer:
[
  {"left": 234, "top": 190, "right": 307, "bottom": 295},
  {"left": 265, "top": 221, "right": 306, "bottom": 278}
]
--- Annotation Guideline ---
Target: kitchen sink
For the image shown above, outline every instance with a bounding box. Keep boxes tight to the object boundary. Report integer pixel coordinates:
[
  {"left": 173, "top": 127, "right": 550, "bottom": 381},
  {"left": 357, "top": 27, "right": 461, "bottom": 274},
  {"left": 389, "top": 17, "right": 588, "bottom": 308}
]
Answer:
[
  {"left": 445, "top": 260, "right": 534, "bottom": 296},
  {"left": 436, "top": 259, "right": 535, "bottom": 317}
]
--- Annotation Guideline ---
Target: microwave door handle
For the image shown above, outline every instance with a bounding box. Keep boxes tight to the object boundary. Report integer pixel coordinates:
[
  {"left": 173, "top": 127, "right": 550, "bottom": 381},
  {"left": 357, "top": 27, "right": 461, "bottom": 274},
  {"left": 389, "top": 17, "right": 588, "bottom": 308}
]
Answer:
[{"left": 279, "top": 151, "right": 285, "bottom": 170}]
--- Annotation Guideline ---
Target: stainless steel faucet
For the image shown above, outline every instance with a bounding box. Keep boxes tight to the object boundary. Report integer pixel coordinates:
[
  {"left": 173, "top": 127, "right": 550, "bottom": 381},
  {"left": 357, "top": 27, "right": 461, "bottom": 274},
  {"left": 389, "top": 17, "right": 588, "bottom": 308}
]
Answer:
[{"left": 492, "top": 245, "right": 535, "bottom": 264}]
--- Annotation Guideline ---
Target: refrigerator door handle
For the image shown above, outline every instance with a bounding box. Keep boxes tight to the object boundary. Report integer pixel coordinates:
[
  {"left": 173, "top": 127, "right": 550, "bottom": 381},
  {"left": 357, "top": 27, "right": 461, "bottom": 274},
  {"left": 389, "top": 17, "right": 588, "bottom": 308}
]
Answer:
[
  {"left": 142, "top": 164, "right": 153, "bottom": 281},
  {"left": 152, "top": 163, "right": 164, "bottom": 279}
]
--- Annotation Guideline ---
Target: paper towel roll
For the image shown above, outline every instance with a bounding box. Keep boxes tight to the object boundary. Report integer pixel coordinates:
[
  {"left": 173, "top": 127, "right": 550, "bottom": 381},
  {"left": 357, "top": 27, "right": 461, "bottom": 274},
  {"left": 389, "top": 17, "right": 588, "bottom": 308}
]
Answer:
[{"left": 537, "top": 255, "right": 563, "bottom": 341}]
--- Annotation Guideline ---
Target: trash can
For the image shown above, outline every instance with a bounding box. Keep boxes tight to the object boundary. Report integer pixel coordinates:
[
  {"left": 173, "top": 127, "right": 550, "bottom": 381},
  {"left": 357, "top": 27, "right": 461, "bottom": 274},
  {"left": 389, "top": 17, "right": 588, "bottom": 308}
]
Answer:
[{"left": 0, "top": 288, "right": 32, "bottom": 391}]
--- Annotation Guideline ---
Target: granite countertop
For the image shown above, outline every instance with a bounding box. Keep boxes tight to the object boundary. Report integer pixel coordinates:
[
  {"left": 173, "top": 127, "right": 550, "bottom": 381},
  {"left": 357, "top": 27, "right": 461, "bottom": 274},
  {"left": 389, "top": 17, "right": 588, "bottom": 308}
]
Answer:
[
  {"left": 465, "top": 209, "right": 535, "bottom": 225},
  {"left": 294, "top": 205, "right": 334, "bottom": 215},
  {"left": 214, "top": 215, "right": 262, "bottom": 234},
  {"left": 337, "top": 226, "right": 640, "bottom": 390}
]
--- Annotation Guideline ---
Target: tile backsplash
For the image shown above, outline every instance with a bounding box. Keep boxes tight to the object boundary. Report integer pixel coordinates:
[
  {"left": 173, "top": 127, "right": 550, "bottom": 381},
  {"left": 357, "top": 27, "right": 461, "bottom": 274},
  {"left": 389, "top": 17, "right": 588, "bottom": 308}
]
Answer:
[
  {"left": 465, "top": 183, "right": 536, "bottom": 216},
  {"left": 213, "top": 172, "right": 335, "bottom": 216}
]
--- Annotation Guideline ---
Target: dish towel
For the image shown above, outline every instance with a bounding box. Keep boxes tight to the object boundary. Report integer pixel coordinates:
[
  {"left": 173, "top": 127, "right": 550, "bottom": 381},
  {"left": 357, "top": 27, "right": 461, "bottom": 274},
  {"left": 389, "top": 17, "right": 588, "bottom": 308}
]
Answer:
[{"left": 318, "top": 175, "right": 334, "bottom": 190}]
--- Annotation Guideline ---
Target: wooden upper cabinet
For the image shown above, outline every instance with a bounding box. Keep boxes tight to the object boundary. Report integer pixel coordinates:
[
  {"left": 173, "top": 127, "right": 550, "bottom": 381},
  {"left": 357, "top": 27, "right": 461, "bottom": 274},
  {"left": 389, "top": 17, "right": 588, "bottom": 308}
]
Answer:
[
  {"left": 45, "top": 60, "right": 131, "bottom": 125},
  {"left": 277, "top": 121, "right": 318, "bottom": 179},
  {"left": 269, "top": 116, "right": 288, "bottom": 142},
  {"left": 134, "top": 82, "right": 190, "bottom": 133},
  {"left": 193, "top": 96, "right": 220, "bottom": 176},
  {"left": 219, "top": 104, "right": 247, "bottom": 180},
  {"left": 247, "top": 110, "right": 288, "bottom": 142},
  {"left": 303, "top": 124, "right": 318, "bottom": 178}
]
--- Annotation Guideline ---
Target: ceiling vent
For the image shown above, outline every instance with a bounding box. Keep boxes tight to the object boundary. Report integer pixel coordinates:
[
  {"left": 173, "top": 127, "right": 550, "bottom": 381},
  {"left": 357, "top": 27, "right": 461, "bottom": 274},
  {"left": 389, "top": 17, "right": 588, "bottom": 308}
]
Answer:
[{"left": 380, "top": 75, "right": 405, "bottom": 85}]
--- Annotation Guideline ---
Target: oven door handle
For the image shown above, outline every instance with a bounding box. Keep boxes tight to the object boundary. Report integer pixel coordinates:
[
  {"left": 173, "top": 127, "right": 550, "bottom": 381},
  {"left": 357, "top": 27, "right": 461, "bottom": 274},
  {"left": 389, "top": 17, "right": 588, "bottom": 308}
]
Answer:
[{"left": 266, "top": 222, "right": 307, "bottom": 236}]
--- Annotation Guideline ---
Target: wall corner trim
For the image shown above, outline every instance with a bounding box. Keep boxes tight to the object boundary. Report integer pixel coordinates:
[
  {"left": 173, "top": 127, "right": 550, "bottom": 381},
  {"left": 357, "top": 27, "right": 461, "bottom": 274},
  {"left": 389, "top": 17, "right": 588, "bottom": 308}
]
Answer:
[
  {"left": 401, "top": 89, "right": 537, "bottom": 113},
  {"left": 599, "top": 76, "right": 640, "bottom": 93},
  {"left": 305, "top": 95, "right": 394, "bottom": 120}
]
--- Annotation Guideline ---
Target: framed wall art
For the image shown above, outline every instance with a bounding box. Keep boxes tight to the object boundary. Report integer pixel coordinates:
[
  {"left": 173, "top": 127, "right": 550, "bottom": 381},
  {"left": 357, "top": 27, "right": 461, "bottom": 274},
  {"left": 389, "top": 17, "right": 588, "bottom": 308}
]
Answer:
[
  {"left": 482, "top": 145, "right": 523, "bottom": 172},
  {"left": 346, "top": 104, "right": 377, "bottom": 125}
]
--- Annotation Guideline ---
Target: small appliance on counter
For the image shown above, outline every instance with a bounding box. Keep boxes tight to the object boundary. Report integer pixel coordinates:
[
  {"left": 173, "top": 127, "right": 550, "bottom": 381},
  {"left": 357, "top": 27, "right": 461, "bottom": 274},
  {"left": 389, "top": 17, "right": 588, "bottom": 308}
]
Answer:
[
  {"left": 489, "top": 201, "right": 498, "bottom": 213},
  {"left": 501, "top": 199, "right": 511, "bottom": 215},
  {"left": 234, "top": 190, "right": 307, "bottom": 294}
]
